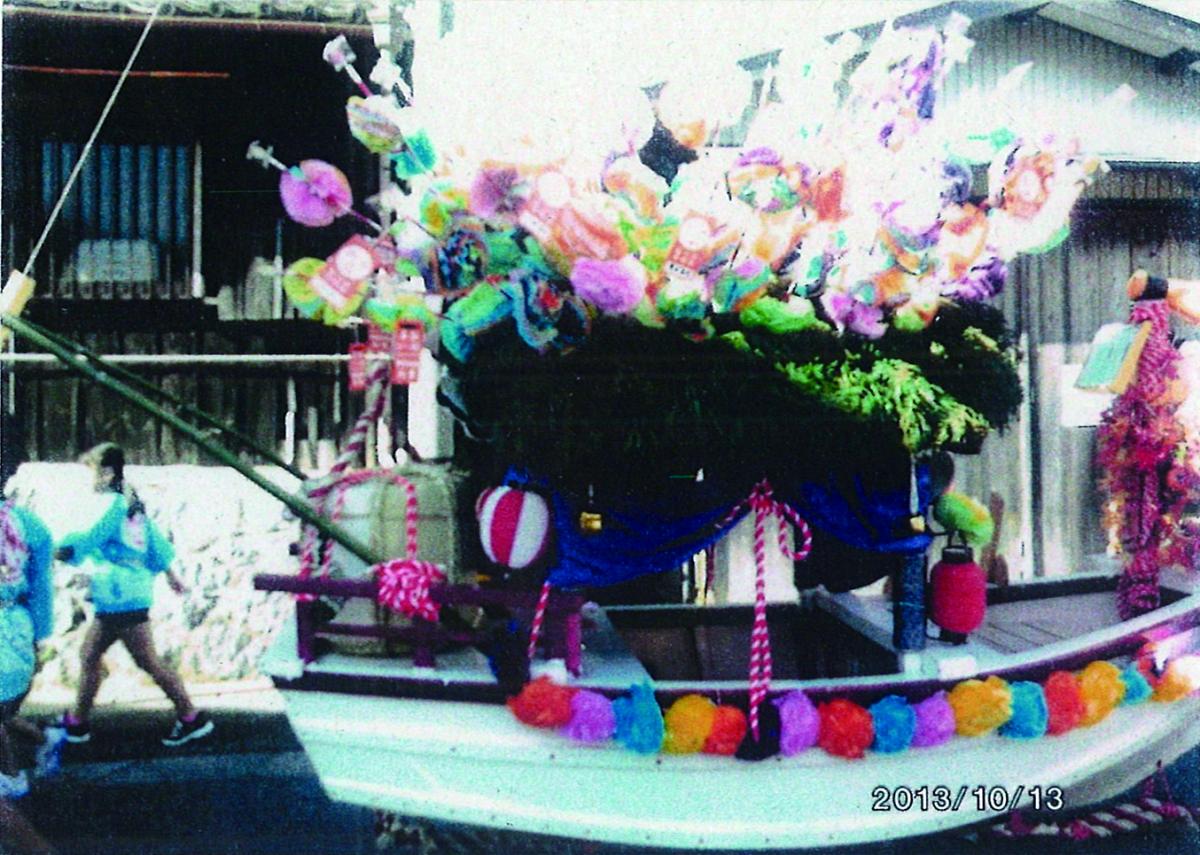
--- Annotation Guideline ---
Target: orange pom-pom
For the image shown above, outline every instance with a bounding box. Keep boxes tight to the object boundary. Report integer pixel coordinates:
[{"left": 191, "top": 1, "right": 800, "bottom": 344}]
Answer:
[
  {"left": 1078, "top": 661, "right": 1125, "bottom": 726},
  {"left": 1044, "top": 671, "right": 1085, "bottom": 735},
  {"left": 1152, "top": 659, "right": 1197, "bottom": 703},
  {"left": 818, "top": 699, "right": 874, "bottom": 759},
  {"left": 508, "top": 677, "right": 577, "bottom": 728},
  {"left": 703, "top": 705, "right": 747, "bottom": 755},
  {"left": 947, "top": 676, "right": 1012, "bottom": 736},
  {"left": 663, "top": 694, "right": 716, "bottom": 755}
]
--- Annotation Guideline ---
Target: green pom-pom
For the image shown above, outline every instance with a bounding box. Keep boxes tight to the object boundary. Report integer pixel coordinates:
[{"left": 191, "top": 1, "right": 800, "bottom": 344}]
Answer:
[
  {"left": 933, "top": 491, "right": 994, "bottom": 547},
  {"left": 739, "top": 296, "right": 829, "bottom": 335}
]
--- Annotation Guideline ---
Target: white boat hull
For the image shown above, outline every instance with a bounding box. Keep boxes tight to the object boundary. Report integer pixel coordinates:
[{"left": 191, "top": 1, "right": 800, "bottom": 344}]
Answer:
[{"left": 280, "top": 686, "right": 1200, "bottom": 850}]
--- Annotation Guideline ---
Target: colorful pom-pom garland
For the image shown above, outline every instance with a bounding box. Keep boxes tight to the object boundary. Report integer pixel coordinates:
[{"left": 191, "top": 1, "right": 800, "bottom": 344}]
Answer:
[{"left": 511, "top": 653, "right": 1200, "bottom": 762}]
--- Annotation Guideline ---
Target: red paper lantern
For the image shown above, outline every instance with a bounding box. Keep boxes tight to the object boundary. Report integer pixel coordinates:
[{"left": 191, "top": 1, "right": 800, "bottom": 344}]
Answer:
[
  {"left": 477, "top": 486, "right": 553, "bottom": 570},
  {"left": 929, "top": 544, "right": 987, "bottom": 642}
]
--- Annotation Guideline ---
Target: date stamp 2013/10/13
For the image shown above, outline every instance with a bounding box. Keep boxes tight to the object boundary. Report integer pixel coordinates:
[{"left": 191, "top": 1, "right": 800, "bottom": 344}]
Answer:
[{"left": 871, "top": 785, "right": 1065, "bottom": 813}]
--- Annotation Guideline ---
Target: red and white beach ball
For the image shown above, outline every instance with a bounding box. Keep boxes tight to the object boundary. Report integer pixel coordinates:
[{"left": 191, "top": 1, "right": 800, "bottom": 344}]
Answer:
[{"left": 476, "top": 486, "right": 552, "bottom": 569}]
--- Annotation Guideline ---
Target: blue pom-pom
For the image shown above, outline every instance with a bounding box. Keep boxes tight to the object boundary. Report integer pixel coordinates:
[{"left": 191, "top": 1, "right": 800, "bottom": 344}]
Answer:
[
  {"left": 613, "top": 682, "right": 665, "bottom": 755},
  {"left": 999, "top": 681, "right": 1048, "bottom": 739},
  {"left": 1120, "top": 664, "right": 1152, "bottom": 705},
  {"left": 869, "top": 695, "right": 915, "bottom": 754}
]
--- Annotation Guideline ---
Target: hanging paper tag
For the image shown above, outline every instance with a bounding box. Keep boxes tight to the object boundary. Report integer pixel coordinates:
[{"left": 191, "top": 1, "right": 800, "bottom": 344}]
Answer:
[
  {"left": 665, "top": 213, "right": 720, "bottom": 279},
  {"left": 556, "top": 204, "right": 624, "bottom": 261},
  {"left": 309, "top": 235, "right": 382, "bottom": 312},
  {"left": 391, "top": 320, "right": 425, "bottom": 385},
  {"left": 518, "top": 170, "right": 570, "bottom": 244},
  {"left": 366, "top": 320, "right": 391, "bottom": 354},
  {"left": 348, "top": 342, "right": 368, "bottom": 392}
]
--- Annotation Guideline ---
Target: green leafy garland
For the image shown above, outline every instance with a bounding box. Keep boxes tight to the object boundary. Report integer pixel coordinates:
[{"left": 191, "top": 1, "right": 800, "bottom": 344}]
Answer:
[{"left": 451, "top": 302, "right": 1021, "bottom": 495}]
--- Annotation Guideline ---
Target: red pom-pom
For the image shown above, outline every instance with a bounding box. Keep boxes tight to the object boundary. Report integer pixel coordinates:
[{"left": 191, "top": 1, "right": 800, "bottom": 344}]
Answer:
[
  {"left": 508, "top": 677, "right": 577, "bottom": 728},
  {"left": 1043, "top": 671, "right": 1085, "bottom": 735},
  {"left": 703, "top": 705, "right": 747, "bottom": 755},
  {"left": 819, "top": 699, "right": 875, "bottom": 759}
]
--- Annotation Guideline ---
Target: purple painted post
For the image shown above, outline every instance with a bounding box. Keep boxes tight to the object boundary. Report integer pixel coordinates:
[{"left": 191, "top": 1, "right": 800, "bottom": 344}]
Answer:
[
  {"left": 412, "top": 620, "right": 437, "bottom": 668},
  {"left": 565, "top": 611, "right": 582, "bottom": 676},
  {"left": 296, "top": 600, "right": 316, "bottom": 663}
]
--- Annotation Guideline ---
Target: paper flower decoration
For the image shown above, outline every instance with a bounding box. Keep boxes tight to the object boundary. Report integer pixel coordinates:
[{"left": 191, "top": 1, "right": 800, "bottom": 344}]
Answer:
[{"left": 279, "top": 160, "right": 352, "bottom": 227}]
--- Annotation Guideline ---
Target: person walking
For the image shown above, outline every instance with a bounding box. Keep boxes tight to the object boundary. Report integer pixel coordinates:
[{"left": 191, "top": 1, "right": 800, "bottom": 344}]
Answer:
[
  {"left": 55, "top": 443, "right": 213, "bottom": 747},
  {"left": 0, "top": 494, "right": 57, "bottom": 798}
]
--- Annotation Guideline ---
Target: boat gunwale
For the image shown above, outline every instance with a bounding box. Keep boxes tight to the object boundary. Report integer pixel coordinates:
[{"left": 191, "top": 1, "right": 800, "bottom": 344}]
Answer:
[{"left": 266, "top": 575, "right": 1200, "bottom": 706}]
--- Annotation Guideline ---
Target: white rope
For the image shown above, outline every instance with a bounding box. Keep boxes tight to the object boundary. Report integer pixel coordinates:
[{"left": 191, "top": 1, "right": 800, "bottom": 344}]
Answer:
[{"left": 21, "top": 4, "right": 163, "bottom": 280}]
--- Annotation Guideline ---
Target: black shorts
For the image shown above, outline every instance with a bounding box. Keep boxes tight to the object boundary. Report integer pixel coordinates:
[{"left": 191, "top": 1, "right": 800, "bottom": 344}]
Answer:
[{"left": 96, "top": 609, "right": 150, "bottom": 633}]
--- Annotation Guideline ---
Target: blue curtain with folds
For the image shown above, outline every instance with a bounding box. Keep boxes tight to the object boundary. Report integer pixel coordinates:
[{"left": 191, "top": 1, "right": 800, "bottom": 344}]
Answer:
[{"left": 505, "top": 467, "right": 934, "bottom": 590}]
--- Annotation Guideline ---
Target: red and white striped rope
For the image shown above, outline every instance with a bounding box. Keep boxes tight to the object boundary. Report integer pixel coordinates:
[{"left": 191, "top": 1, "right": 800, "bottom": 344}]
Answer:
[
  {"left": 376, "top": 558, "right": 445, "bottom": 622},
  {"left": 721, "top": 480, "right": 814, "bottom": 740},
  {"left": 989, "top": 768, "right": 1199, "bottom": 842},
  {"left": 329, "top": 362, "right": 392, "bottom": 478},
  {"left": 527, "top": 579, "right": 553, "bottom": 662},
  {"left": 298, "top": 469, "right": 421, "bottom": 587}
]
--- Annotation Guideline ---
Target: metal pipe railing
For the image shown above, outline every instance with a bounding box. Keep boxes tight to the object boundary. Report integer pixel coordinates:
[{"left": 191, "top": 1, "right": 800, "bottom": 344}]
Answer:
[
  {"left": 1, "top": 311, "right": 383, "bottom": 566},
  {"left": 9, "top": 315, "right": 307, "bottom": 479}
]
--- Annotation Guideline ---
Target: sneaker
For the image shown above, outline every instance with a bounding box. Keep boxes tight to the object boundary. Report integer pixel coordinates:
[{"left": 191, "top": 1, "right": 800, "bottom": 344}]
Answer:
[
  {"left": 0, "top": 770, "right": 29, "bottom": 799},
  {"left": 35, "top": 726, "right": 67, "bottom": 777},
  {"left": 60, "top": 714, "right": 91, "bottom": 745},
  {"left": 162, "top": 712, "right": 214, "bottom": 747}
]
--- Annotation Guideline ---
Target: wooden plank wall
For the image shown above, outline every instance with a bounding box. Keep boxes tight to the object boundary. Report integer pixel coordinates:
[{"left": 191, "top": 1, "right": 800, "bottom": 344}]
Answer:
[{"left": 9, "top": 330, "right": 356, "bottom": 468}]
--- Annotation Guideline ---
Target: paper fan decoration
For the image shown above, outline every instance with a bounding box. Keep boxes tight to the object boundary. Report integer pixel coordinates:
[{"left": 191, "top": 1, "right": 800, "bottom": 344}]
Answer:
[
  {"left": 280, "top": 160, "right": 353, "bottom": 227},
  {"left": 283, "top": 256, "right": 367, "bottom": 325}
]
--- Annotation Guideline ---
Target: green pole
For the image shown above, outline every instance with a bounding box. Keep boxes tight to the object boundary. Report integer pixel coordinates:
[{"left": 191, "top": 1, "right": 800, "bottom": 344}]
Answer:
[
  {"left": 2, "top": 313, "right": 383, "bottom": 566},
  {"left": 16, "top": 315, "right": 306, "bottom": 480}
]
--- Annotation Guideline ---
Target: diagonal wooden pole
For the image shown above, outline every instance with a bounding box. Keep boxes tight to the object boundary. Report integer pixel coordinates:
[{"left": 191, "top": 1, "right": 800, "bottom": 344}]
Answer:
[
  {"left": 14, "top": 314, "right": 305, "bottom": 479},
  {"left": 2, "top": 312, "right": 383, "bottom": 566}
]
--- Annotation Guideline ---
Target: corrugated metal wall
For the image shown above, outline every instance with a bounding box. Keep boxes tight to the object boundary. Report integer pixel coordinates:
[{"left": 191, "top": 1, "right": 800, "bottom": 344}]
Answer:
[
  {"left": 941, "top": 15, "right": 1200, "bottom": 580},
  {"left": 941, "top": 16, "right": 1200, "bottom": 162},
  {"left": 954, "top": 165, "right": 1199, "bottom": 580}
]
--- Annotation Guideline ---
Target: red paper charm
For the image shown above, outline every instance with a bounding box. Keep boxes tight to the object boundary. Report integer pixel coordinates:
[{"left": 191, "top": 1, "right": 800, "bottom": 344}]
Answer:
[
  {"left": 391, "top": 320, "right": 424, "bottom": 385},
  {"left": 366, "top": 320, "right": 391, "bottom": 354},
  {"left": 309, "top": 234, "right": 384, "bottom": 312},
  {"left": 348, "top": 342, "right": 368, "bottom": 392}
]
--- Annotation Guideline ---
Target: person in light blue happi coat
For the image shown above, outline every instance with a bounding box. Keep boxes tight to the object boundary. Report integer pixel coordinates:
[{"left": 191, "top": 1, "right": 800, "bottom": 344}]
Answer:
[
  {"left": 0, "top": 490, "right": 56, "bottom": 800},
  {"left": 56, "top": 443, "right": 213, "bottom": 748}
]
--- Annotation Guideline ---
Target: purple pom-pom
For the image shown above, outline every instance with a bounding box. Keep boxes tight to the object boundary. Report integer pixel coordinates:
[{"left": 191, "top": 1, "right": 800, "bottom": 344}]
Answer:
[
  {"left": 774, "top": 691, "right": 820, "bottom": 756},
  {"left": 561, "top": 689, "right": 616, "bottom": 743},
  {"left": 910, "top": 691, "right": 956, "bottom": 748},
  {"left": 570, "top": 256, "right": 647, "bottom": 315}
]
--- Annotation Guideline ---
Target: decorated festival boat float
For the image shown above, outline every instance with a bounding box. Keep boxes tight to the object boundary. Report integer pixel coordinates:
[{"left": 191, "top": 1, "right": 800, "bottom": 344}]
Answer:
[{"left": 5, "top": 6, "right": 1197, "bottom": 851}]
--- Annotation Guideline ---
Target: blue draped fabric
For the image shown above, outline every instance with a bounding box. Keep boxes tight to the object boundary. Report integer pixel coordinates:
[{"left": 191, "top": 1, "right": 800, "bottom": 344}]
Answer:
[{"left": 507, "top": 466, "right": 935, "bottom": 590}]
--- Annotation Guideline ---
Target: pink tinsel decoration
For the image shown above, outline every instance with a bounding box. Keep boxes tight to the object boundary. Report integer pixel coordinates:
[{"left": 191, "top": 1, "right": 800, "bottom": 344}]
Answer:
[
  {"left": 774, "top": 691, "right": 820, "bottom": 756},
  {"left": 1096, "top": 300, "right": 1200, "bottom": 619},
  {"left": 569, "top": 256, "right": 647, "bottom": 315},
  {"left": 910, "top": 691, "right": 956, "bottom": 747},
  {"left": 561, "top": 689, "right": 616, "bottom": 743}
]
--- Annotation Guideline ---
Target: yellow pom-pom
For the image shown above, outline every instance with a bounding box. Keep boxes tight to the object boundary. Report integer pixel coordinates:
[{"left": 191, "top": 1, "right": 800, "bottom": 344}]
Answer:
[
  {"left": 1152, "top": 657, "right": 1200, "bottom": 703},
  {"left": 662, "top": 694, "right": 717, "bottom": 754},
  {"left": 948, "top": 676, "right": 1013, "bottom": 737},
  {"left": 1078, "top": 661, "right": 1125, "bottom": 726}
]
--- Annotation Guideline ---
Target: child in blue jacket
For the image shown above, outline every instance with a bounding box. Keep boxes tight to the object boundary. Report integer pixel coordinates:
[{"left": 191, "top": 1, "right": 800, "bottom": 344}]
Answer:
[
  {"left": 0, "top": 498, "right": 56, "bottom": 799},
  {"left": 56, "top": 444, "right": 212, "bottom": 747}
]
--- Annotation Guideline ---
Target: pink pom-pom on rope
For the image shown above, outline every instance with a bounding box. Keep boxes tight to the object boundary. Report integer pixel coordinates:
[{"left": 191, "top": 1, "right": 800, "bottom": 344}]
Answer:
[{"left": 376, "top": 558, "right": 445, "bottom": 622}]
